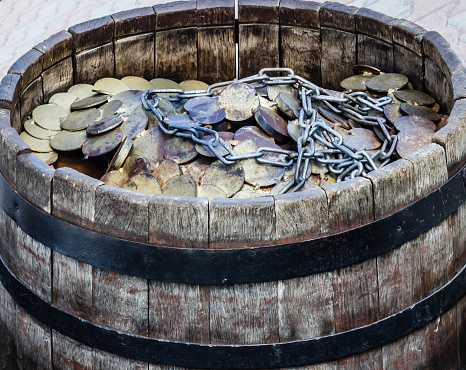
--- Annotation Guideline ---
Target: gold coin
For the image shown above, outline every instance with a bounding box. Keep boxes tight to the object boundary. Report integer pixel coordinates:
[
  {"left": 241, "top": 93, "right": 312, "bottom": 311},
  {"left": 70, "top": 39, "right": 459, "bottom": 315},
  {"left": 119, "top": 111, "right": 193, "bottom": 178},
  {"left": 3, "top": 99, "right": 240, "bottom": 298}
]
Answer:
[
  {"left": 161, "top": 174, "right": 197, "bottom": 197},
  {"left": 61, "top": 109, "right": 101, "bottom": 131},
  {"left": 34, "top": 151, "right": 58, "bottom": 165},
  {"left": 93, "top": 78, "right": 130, "bottom": 95},
  {"left": 24, "top": 119, "right": 57, "bottom": 139},
  {"left": 49, "top": 92, "right": 78, "bottom": 109},
  {"left": 100, "top": 169, "right": 128, "bottom": 187},
  {"left": 50, "top": 130, "right": 87, "bottom": 151},
  {"left": 121, "top": 76, "right": 153, "bottom": 91},
  {"left": 82, "top": 128, "right": 124, "bottom": 159},
  {"left": 197, "top": 184, "right": 227, "bottom": 200},
  {"left": 365, "top": 73, "right": 409, "bottom": 92},
  {"left": 122, "top": 155, "right": 154, "bottom": 178},
  {"left": 123, "top": 172, "right": 161, "bottom": 194},
  {"left": 202, "top": 160, "right": 245, "bottom": 197},
  {"left": 340, "top": 75, "right": 372, "bottom": 91},
  {"left": 32, "top": 104, "right": 69, "bottom": 131},
  {"left": 86, "top": 115, "right": 124, "bottom": 135},
  {"left": 150, "top": 78, "right": 181, "bottom": 98},
  {"left": 152, "top": 159, "right": 182, "bottom": 185},
  {"left": 218, "top": 83, "right": 259, "bottom": 122},
  {"left": 276, "top": 92, "right": 301, "bottom": 118},
  {"left": 70, "top": 94, "right": 110, "bottom": 110},
  {"left": 108, "top": 137, "right": 133, "bottom": 171},
  {"left": 394, "top": 89, "right": 436, "bottom": 106},
  {"left": 179, "top": 80, "right": 209, "bottom": 91},
  {"left": 130, "top": 127, "right": 167, "bottom": 164},
  {"left": 267, "top": 84, "right": 296, "bottom": 101},
  {"left": 67, "top": 84, "right": 97, "bottom": 99},
  {"left": 163, "top": 136, "right": 198, "bottom": 164},
  {"left": 20, "top": 132, "right": 53, "bottom": 152}
]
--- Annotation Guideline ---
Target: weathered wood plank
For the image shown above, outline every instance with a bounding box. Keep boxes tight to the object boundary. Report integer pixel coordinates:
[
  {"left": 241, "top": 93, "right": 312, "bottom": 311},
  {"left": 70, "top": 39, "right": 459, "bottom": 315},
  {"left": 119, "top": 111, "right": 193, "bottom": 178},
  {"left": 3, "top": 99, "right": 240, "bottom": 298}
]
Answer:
[
  {"left": 0, "top": 208, "right": 17, "bottom": 281},
  {"left": 0, "top": 108, "right": 10, "bottom": 128},
  {"left": 319, "top": 2, "right": 357, "bottom": 32},
  {"left": 111, "top": 7, "right": 156, "bottom": 38},
  {"left": 154, "top": 1, "right": 197, "bottom": 31},
  {"left": 239, "top": 0, "right": 279, "bottom": 24},
  {"left": 0, "top": 73, "right": 22, "bottom": 110},
  {"left": 69, "top": 16, "right": 114, "bottom": 53},
  {"left": 425, "top": 57, "right": 453, "bottom": 114},
  {"left": 458, "top": 295, "right": 466, "bottom": 369},
  {"left": 238, "top": 24, "right": 279, "bottom": 78},
  {"left": 355, "top": 7, "right": 393, "bottom": 43},
  {"left": 11, "top": 101, "right": 21, "bottom": 133},
  {"left": 321, "top": 27, "right": 356, "bottom": 91},
  {"left": 280, "top": 26, "right": 321, "bottom": 85},
  {"left": 20, "top": 76, "right": 43, "bottom": 122},
  {"left": 197, "top": 26, "right": 235, "bottom": 85},
  {"left": 115, "top": 33, "right": 155, "bottom": 80},
  {"left": 391, "top": 18, "right": 425, "bottom": 56},
  {"left": 74, "top": 43, "right": 114, "bottom": 84},
  {"left": 357, "top": 34, "right": 394, "bottom": 73},
  {"left": 149, "top": 194, "right": 209, "bottom": 248},
  {"left": 8, "top": 48, "right": 43, "bottom": 91},
  {"left": 34, "top": 30, "right": 73, "bottom": 70},
  {"left": 94, "top": 350, "right": 148, "bottom": 369},
  {"left": 0, "top": 280, "right": 17, "bottom": 369},
  {"left": 42, "top": 57, "right": 73, "bottom": 102},
  {"left": 52, "top": 330, "right": 93, "bottom": 370},
  {"left": 0, "top": 126, "right": 31, "bottom": 186},
  {"left": 155, "top": 28, "right": 197, "bottom": 82},
  {"left": 197, "top": 0, "right": 235, "bottom": 26},
  {"left": 380, "top": 327, "right": 425, "bottom": 370},
  {"left": 394, "top": 44, "right": 423, "bottom": 91},
  {"left": 279, "top": 0, "right": 321, "bottom": 29}
]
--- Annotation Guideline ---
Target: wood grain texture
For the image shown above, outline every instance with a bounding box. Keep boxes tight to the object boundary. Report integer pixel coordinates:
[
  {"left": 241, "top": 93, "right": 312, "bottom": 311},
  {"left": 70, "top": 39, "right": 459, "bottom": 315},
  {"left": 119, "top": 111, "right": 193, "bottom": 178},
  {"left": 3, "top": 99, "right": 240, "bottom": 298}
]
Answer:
[
  {"left": 0, "top": 208, "right": 17, "bottom": 277},
  {"left": 0, "top": 126, "right": 31, "bottom": 186},
  {"left": 74, "top": 43, "right": 114, "bottom": 84},
  {"left": 209, "top": 196, "right": 275, "bottom": 248},
  {"left": 111, "top": 7, "right": 156, "bottom": 38},
  {"left": 197, "top": 0, "right": 235, "bottom": 26},
  {"left": 279, "top": 0, "right": 321, "bottom": 28},
  {"left": 210, "top": 282, "right": 279, "bottom": 344},
  {"left": 52, "top": 330, "right": 93, "bottom": 370},
  {"left": 380, "top": 327, "right": 425, "bottom": 370},
  {"left": 452, "top": 202, "right": 466, "bottom": 274},
  {"left": 7, "top": 48, "right": 43, "bottom": 90},
  {"left": 155, "top": 28, "right": 197, "bottom": 82},
  {"left": 424, "top": 57, "right": 453, "bottom": 114},
  {"left": 20, "top": 76, "right": 43, "bottom": 122},
  {"left": 458, "top": 295, "right": 466, "bottom": 369},
  {"left": 0, "top": 73, "right": 22, "bottom": 110},
  {"left": 11, "top": 100, "right": 21, "bottom": 133},
  {"left": 238, "top": 0, "right": 279, "bottom": 24},
  {"left": 93, "top": 350, "right": 148, "bottom": 369},
  {"left": 422, "top": 31, "right": 462, "bottom": 81},
  {"left": 0, "top": 281, "right": 17, "bottom": 369},
  {"left": 197, "top": 26, "right": 235, "bottom": 85},
  {"left": 238, "top": 24, "right": 279, "bottom": 78},
  {"left": 355, "top": 7, "right": 393, "bottom": 43},
  {"left": 149, "top": 194, "right": 209, "bottom": 248},
  {"left": 357, "top": 34, "right": 394, "bottom": 73},
  {"left": 154, "top": 1, "right": 197, "bottom": 31},
  {"left": 34, "top": 30, "right": 73, "bottom": 70},
  {"left": 321, "top": 27, "right": 356, "bottom": 92},
  {"left": 394, "top": 44, "right": 423, "bottom": 91},
  {"left": 391, "top": 18, "right": 425, "bottom": 56},
  {"left": 42, "top": 57, "right": 73, "bottom": 102},
  {"left": 319, "top": 2, "right": 358, "bottom": 32},
  {"left": 149, "top": 281, "right": 209, "bottom": 343},
  {"left": 115, "top": 33, "right": 155, "bottom": 80},
  {"left": 69, "top": 16, "right": 114, "bottom": 53},
  {"left": 280, "top": 26, "right": 321, "bottom": 85},
  {"left": 94, "top": 185, "right": 150, "bottom": 243}
]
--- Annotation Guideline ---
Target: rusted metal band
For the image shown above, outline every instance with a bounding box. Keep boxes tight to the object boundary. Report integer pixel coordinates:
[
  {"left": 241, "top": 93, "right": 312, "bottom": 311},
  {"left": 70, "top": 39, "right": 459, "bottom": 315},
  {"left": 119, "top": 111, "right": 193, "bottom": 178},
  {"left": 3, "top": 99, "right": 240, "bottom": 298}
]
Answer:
[
  {"left": 0, "top": 165, "right": 465, "bottom": 285},
  {"left": 0, "top": 251, "right": 464, "bottom": 368}
]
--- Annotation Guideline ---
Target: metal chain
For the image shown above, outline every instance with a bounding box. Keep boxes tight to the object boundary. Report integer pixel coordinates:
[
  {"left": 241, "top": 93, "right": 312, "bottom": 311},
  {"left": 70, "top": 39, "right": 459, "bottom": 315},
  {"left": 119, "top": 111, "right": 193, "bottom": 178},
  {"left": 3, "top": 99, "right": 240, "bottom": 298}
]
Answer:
[{"left": 141, "top": 68, "right": 395, "bottom": 193}]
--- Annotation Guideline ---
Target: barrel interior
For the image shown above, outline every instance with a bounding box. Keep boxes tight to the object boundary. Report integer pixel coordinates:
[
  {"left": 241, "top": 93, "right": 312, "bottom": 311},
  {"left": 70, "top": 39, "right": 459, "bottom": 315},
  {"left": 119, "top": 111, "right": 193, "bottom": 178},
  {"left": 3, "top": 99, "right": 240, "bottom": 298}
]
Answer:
[{"left": 0, "top": 1, "right": 465, "bottom": 369}]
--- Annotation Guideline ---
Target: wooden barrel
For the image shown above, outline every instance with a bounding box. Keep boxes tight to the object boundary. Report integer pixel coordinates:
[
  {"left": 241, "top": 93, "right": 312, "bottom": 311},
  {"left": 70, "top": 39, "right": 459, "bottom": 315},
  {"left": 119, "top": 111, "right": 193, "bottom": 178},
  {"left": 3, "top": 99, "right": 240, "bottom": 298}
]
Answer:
[{"left": 0, "top": 1, "right": 465, "bottom": 368}]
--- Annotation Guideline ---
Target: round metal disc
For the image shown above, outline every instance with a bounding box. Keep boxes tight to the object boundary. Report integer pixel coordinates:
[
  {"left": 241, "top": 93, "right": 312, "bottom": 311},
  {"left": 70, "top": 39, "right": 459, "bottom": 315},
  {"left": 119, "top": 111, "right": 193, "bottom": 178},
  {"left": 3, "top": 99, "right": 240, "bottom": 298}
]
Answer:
[
  {"left": 184, "top": 96, "right": 217, "bottom": 112},
  {"left": 50, "top": 130, "right": 87, "bottom": 151},
  {"left": 164, "top": 113, "right": 197, "bottom": 128},
  {"left": 287, "top": 120, "right": 301, "bottom": 142},
  {"left": 163, "top": 136, "right": 198, "bottom": 164},
  {"left": 161, "top": 174, "right": 197, "bottom": 197},
  {"left": 340, "top": 75, "right": 372, "bottom": 91},
  {"left": 93, "top": 78, "right": 129, "bottom": 95},
  {"left": 320, "top": 172, "right": 338, "bottom": 186},
  {"left": 232, "top": 184, "right": 258, "bottom": 198},
  {"left": 24, "top": 119, "right": 57, "bottom": 139},
  {"left": 70, "top": 94, "right": 110, "bottom": 110},
  {"left": 100, "top": 100, "right": 123, "bottom": 117},
  {"left": 100, "top": 169, "right": 128, "bottom": 187},
  {"left": 120, "top": 113, "right": 148, "bottom": 139},
  {"left": 234, "top": 125, "right": 271, "bottom": 142},
  {"left": 122, "top": 155, "right": 154, "bottom": 177},
  {"left": 152, "top": 159, "right": 182, "bottom": 185},
  {"left": 20, "top": 132, "right": 53, "bottom": 153},
  {"left": 179, "top": 80, "right": 209, "bottom": 91},
  {"left": 318, "top": 106, "right": 350, "bottom": 128},
  {"left": 61, "top": 109, "right": 101, "bottom": 131},
  {"left": 123, "top": 172, "right": 161, "bottom": 194},
  {"left": 32, "top": 104, "right": 69, "bottom": 131},
  {"left": 121, "top": 76, "right": 153, "bottom": 91},
  {"left": 234, "top": 137, "right": 286, "bottom": 187},
  {"left": 400, "top": 103, "right": 442, "bottom": 122},
  {"left": 67, "top": 84, "right": 97, "bottom": 99},
  {"left": 267, "top": 84, "right": 296, "bottom": 101},
  {"left": 112, "top": 90, "right": 144, "bottom": 114},
  {"left": 86, "top": 115, "right": 124, "bottom": 135},
  {"left": 344, "top": 128, "right": 381, "bottom": 150},
  {"left": 352, "top": 64, "right": 381, "bottom": 75},
  {"left": 197, "top": 184, "right": 227, "bottom": 200},
  {"left": 34, "top": 151, "right": 58, "bottom": 165},
  {"left": 130, "top": 127, "right": 167, "bottom": 163},
  {"left": 181, "top": 161, "right": 210, "bottom": 184},
  {"left": 383, "top": 103, "right": 402, "bottom": 124},
  {"left": 188, "top": 101, "right": 226, "bottom": 124},
  {"left": 396, "top": 127, "right": 434, "bottom": 157},
  {"left": 195, "top": 137, "right": 230, "bottom": 158},
  {"left": 394, "top": 116, "right": 436, "bottom": 132},
  {"left": 394, "top": 89, "right": 435, "bottom": 106},
  {"left": 259, "top": 96, "right": 279, "bottom": 112},
  {"left": 365, "top": 73, "right": 409, "bottom": 92},
  {"left": 218, "top": 83, "right": 259, "bottom": 122},
  {"left": 82, "top": 128, "right": 124, "bottom": 159},
  {"left": 202, "top": 160, "right": 245, "bottom": 197},
  {"left": 108, "top": 137, "right": 133, "bottom": 171},
  {"left": 49, "top": 92, "right": 78, "bottom": 109},
  {"left": 254, "top": 106, "right": 290, "bottom": 141},
  {"left": 150, "top": 78, "right": 181, "bottom": 98},
  {"left": 276, "top": 92, "right": 301, "bottom": 118}
]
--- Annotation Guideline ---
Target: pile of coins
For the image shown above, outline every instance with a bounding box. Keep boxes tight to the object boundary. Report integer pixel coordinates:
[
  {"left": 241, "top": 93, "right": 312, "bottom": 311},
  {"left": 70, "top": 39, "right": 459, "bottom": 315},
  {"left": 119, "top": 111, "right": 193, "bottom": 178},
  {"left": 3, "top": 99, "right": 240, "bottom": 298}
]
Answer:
[{"left": 19, "top": 66, "right": 446, "bottom": 199}]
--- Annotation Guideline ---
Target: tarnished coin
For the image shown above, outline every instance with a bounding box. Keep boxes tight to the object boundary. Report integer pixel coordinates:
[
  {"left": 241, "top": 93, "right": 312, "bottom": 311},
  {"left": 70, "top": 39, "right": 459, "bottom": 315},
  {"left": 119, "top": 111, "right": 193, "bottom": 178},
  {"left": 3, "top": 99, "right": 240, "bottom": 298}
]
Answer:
[
  {"left": 352, "top": 64, "right": 381, "bottom": 75},
  {"left": 50, "top": 130, "right": 87, "bottom": 151},
  {"left": 112, "top": 90, "right": 144, "bottom": 114},
  {"left": 164, "top": 113, "right": 196, "bottom": 127},
  {"left": 365, "top": 73, "right": 409, "bottom": 92},
  {"left": 188, "top": 100, "right": 226, "bottom": 124},
  {"left": 234, "top": 125, "right": 271, "bottom": 142},
  {"left": 161, "top": 174, "right": 197, "bottom": 197},
  {"left": 218, "top": 83, "right": 259, "bottom": 121},
  {"left": 101, "top": 169, "right": 128, "bottom": 187},
  {"left": 157, "top": 98, "right": 176, "bottom": 115},
  {"left": 181, "top": 161, "right": 210, "bottom": 184},
  {"left": 184, "top": 96, "right": 217, "bottom": 112},
  {"left": 61, "top": 109, "right": 101, "bottom": 131},
  {"left": 400, "top": 103, "right": 442, "bottom": 122},
  {"left": 86, "top": 115, "right": 124, "bottom": 135},
  {"left": 396, "top": 127, "right": 434, "bottom": 157},
  {"left": 33, "top": 104, "right": 69, "bottom": 131},
  {"left": 195, "top": 137, "right": 230, "bottom": 158},
  {"left": 383, "top": 103, "right": 402, "bottom": 124},
  {"left": 318, "top": 106, "right": 350, "bottom": 128},
  {"left": 344, "top": 128, "right": 381, "bottom": 150},
  {"left": 121, "top": 76, "right": 153, "bottom": 91},
  {"left": 24, "top": 119, "right": 57, "bottom": 139},
  {"left": 49, "top": 92, "right": 78, "bottom": 109},
  {"left": 320, "top": 172, "right": 338, "bottom": 186},
  {"left": 20, "top": 132, "right": 53, "bottom": 152},
  {"left": 259, "top": 96, "right": 279, "bottom": 112},
  {"left": 287, "top": 119, "right": 301, "bottom": 142},
  {"left": 120, "top": 113, "right": 148, "bottom": 139},
  {"left": 197, "top": 184, "right": 227, "bottom": 200},
  {"left": 130, "top": 127, "right": 167, "bottom": 163},
  {"left": 340, "top": 75, "right": 372, "bottom": 91},
  {"left": 234, "top": 137, "right": 286, "bottom": 187},
  {"left": 179, "top": 80, "right": 209, "bottom": 91},
  {"left": 267, "top": 84, "right": 296, "bottom": 101},
  {"left": 394, "top": 116, "right": 436, "bottom": 132},
  {"left": 94, "top": 78, "right": 129, "bottom": 94},
  {"left": 122, "top": 155, "right": 154, "bottom": 177},
  {"left": 34, "top": 151, "right": 58, "bottom": 165},
  {"left": 254, "top": 106, "right": 290, "bottom": 141},
  {"left": 123, "top": 172, "right": 161, "bottom": 194},
  {"left": 150, "top": 78, "right": 181, "bottom": 98},
  {"left": 394, "top": 89, "right": 436, "bottom": 106},
  {"left": 430, "top": 102, "right": 440, "bottom": 113},
  {"left": 232, "top": 184, "right": 259, "bottom": 198},
  {"left": 100, "top": 100, "right": 123, "bottom": 117},
  {"left": 68, "top": 84, "right": 96, "bottom": 99},
  {"left": 152, "top": 159, "right": 182, "bottom": 185},
  {"left": 82, "top": 128, "right": 124, "bottom": 159},
  {"left": 108, "top": 137, "right": 133, "bottom": 171},
  {"left": 276, "top": 92, "right": 301, "bottom": 118},
  {"left": 70, "top": 94, "right": 110, "bottom": 110},
  {"left": 163, "top": 136, "right": 198, "bottom": 164},
  {"left": 202, "top": 160, "right": 245, "bottom": 197}
]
